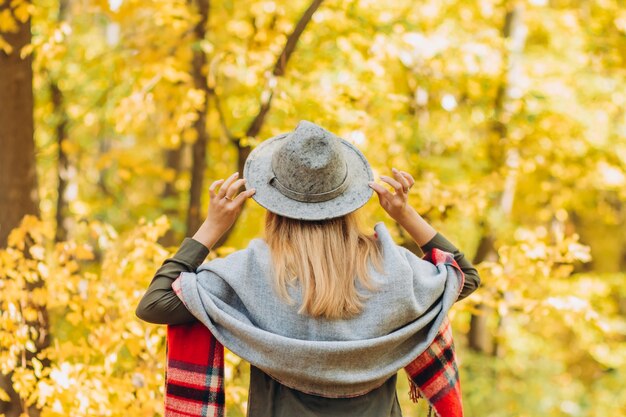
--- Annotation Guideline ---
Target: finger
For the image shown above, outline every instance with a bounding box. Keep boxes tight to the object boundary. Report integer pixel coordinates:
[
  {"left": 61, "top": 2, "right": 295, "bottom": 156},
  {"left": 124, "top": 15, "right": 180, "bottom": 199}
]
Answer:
[
  {"left": 392, "top": 168, "right": 410, "bottom": 192},
  {"left": 209, "top": 179, "right": 225, "bottom": 198},
  {"left": 217, "top": 172, "right": 239, "bottom": 198},
  {"left": 232, "top": 188, "right": 256, "bottom": 205},
  {"left": 225, "top": 178, "right": 246, "bottom": 199},
  {"left": 400, "top": 171, "right": 415, "bottom": 188},
  {"left": 369, "top": 182, "right": 393, "bottom": 200},
  {"left": 379, "top": 175, "right": 403, "bottom": 194}
]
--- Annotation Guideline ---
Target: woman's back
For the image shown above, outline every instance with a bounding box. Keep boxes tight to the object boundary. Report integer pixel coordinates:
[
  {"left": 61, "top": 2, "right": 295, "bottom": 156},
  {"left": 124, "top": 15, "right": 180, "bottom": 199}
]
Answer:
[
  {"left": 195, "top": 222, "right": 446, "bottom": 342},
  {"left": 247, "top": 365, "right": 403, "bottom": 417},
  {"left": 173, "top": 220, "right": 465, "bottom": 397}
]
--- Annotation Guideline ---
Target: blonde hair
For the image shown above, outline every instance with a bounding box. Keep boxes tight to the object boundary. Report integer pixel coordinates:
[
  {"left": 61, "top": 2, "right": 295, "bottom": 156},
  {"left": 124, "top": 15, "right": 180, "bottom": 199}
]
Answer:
[{"left": 264, "top": 211, "right": 384, "bottom": 319}]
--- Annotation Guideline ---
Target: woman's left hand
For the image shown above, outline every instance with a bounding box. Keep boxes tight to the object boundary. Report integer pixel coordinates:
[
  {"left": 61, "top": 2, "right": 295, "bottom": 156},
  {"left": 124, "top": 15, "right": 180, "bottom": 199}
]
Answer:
[{"left": 192, "top": 172, "right": 256, "bottom": 249}]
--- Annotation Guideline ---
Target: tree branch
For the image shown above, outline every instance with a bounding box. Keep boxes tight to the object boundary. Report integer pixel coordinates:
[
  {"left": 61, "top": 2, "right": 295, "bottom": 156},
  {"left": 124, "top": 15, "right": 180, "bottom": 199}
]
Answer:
[
  {"left": 212, "top": 0, "right": 325, "bottom": 249},
  {"left": 245, "top": 0, "right": 324, "bottom": 139},
  {"left": 210, "top": 88, "right": 235, "bottom": 143}
]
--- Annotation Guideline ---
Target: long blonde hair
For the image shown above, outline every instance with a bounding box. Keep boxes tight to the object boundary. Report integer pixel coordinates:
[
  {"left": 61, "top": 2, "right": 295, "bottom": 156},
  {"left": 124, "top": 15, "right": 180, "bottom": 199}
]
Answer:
[{"left": 264, "top": 211, "right": 384, "bottom": 319}]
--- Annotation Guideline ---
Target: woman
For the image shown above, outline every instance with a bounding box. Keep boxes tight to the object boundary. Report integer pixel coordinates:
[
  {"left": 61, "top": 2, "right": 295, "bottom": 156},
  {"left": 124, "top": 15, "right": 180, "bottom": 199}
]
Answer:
[{"left": 136, "top": 120, "right": 480, "bottom": 417}]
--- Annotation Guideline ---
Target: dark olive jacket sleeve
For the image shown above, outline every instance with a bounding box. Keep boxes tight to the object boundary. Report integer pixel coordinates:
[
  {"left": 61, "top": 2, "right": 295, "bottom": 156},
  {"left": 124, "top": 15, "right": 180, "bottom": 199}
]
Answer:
[
  {"left": 135, "top": 238, "right": 208, "bottom": 325},
  {"left": 420, "top": 232, "right": 481, "bottom": 302}
]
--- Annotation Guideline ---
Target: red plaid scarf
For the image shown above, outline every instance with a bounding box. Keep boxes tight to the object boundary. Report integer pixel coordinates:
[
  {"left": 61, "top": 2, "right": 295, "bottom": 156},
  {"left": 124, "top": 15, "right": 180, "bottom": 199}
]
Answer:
[{"left": 165, "top": 248, "right": 464, "bottom": 417}]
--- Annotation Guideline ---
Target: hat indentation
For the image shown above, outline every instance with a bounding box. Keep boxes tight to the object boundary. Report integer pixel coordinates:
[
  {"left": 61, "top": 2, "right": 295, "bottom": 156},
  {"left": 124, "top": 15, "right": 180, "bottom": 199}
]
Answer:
[{"left": 269, "top": 121, "right": 351, "bottom": 203}]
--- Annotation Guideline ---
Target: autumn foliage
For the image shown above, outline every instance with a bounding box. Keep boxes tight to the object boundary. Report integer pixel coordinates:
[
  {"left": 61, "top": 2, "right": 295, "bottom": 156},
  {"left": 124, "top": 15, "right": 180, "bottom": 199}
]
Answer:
[{"left": 1, "top": 0, "right": 626, "bottom": 416}]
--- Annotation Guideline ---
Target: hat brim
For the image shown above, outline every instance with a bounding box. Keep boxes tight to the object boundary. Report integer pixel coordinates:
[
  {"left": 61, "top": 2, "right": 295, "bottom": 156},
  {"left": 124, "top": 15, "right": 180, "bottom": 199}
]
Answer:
[{"left": 243, "top": 132, "right": 374, "bottom": 221}]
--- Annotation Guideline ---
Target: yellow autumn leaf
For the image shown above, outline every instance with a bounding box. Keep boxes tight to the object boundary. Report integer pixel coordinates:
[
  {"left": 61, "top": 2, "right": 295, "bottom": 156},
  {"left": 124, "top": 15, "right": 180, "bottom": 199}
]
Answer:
[
  {"left": 182, "top": 128, "right": 197, "bottom": 142},
  {"left": 29, "top": 245, "right": 45, "bottom": 260},
  {"left": 65, "top": 312, "right": 82, "bottom": 326},
  {"left": 0, "top": 34, "right": 13, "bottom": 54},
  {"left": 0, "top": 9, "right": 18, "bottom": 33},
  {"left": 75, "top": 244, "right": 94, "bottom": 260},
  {"left": 118, "top": 168, "right": 131, "bottom": 180},
  {"left": 0, "top": 387, "right": 10, "bottom": 401},
  {"left": 12, "top": 2, "right": 32, "bottom": 23},
  {"left": 24, "top": 340, "right": 36, "bottom": 353},
  {"left": 31, "top": 358, "right": 43, "bottom": 378},
  {"left": 162, "top": 66, "right": 191, "bottom": 83},
  {"left": 19, "top": 42, "right": 33, "bottom": 58},
  {"left": 60, "top": 139, "right": 80, "bottom": 156},
  {"left": 31, "top": 287, "right": 47, "bottom": 306}
]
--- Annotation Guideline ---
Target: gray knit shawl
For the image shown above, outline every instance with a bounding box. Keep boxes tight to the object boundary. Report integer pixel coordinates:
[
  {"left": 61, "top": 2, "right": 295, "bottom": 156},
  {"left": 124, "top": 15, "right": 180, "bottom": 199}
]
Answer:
[{"left": 176, "top": 222, "right": 462, "bottom": 397}]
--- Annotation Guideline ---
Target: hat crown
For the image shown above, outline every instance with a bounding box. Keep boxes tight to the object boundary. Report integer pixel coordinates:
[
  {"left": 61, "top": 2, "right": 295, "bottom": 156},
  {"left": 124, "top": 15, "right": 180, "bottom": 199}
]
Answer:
[{"left": 270, "top": 121, "right": 349, "bottom": 202}]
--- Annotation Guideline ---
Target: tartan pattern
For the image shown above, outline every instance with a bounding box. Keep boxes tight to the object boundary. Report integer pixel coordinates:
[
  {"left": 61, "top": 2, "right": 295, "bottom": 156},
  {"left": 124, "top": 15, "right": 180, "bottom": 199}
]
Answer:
[
  {"left": 404, "top": 318, "right": 463, "bottom": 417},
  {"left": 404, "top": 248, "right": 465, "bottom": 417},
  {"left": 165, "top": 306, "right": 225, "bottom": 416},
  {"left": 166, "top": 247, "right": 464, "bottom": 417}
]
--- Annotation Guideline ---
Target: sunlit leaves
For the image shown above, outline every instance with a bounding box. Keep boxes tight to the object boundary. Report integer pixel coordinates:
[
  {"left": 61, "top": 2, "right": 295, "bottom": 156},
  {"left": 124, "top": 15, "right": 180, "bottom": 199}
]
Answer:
[
  {"left": 0, "top": 215, "right": 261, "bottom": 416},
  {"left": 6, "top": 0, "right": 625, "bottom": 415}
]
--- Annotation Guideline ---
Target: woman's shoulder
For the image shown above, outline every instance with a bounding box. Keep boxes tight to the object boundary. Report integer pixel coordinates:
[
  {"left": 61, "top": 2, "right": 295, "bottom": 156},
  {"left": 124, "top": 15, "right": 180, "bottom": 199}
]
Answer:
[
  {"left": 370, "top": 221, "right": 440, "bottom": 276},
  {"left": 371, "top": 221, "right": 409, "bottom": 258},
  {"left": 197, "top": 237, "right": 271, "bottom": 273}
]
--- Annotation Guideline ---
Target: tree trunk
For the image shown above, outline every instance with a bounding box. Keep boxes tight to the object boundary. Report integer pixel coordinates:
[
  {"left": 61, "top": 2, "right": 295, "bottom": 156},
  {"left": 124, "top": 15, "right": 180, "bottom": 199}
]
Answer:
[
  {"left": 52, "top": 0, "right": 70, "bottom": 243},
  {"left": 0, "top": 13, "right": 38, "bottom": 246},
  {"left": 161, "top": 146, "right": 183, "bottom": 246},
  {"left": 0, "top": 7, "right": 43, "bottom": 417},
  {"left": 468, "top": 3, "right": 526, "bottom": 354},
  {"left": 51, "top": 82, "right": 69, "bottom": 242},
  {"left": 185, "top": 0, "right": 211, "bottom": 236}
]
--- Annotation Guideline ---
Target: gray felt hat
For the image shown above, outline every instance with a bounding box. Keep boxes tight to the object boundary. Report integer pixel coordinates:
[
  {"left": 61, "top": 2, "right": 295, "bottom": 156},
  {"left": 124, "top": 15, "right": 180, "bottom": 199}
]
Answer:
[{"left": 243, "top": 120, "right": 374, "bottom": 220}]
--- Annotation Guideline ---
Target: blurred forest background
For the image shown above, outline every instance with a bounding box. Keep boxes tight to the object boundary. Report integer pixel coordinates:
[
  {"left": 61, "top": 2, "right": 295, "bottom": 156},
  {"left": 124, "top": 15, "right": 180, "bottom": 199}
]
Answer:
[{"left": 1, "top": 0, "right": 625, "bottom": 415}]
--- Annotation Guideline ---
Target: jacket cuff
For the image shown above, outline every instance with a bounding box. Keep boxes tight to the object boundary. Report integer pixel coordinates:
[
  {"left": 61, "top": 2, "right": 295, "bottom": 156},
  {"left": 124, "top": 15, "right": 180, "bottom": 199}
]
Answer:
[{"left": 173, "top": 238, "right": 210, "bottom": 268}]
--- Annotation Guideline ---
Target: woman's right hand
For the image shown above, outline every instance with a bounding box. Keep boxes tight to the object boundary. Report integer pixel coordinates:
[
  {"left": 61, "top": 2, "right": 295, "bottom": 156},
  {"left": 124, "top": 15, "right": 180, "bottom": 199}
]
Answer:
[
  {"left": 192, "top": 172, "right": 256, "bottom": 249},
  {"left": 368, "top": 168, "right": 415, "bottom": 222}
]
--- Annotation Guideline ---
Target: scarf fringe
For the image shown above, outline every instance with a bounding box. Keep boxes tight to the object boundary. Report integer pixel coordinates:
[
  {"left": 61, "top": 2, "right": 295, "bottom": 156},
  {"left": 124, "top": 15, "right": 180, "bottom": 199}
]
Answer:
[
  {"left": 408, "top": 375, "right": 421, "bottom": 403},
  {"left": 407, "top": 376, "right": 436, "bottom": 417}
]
